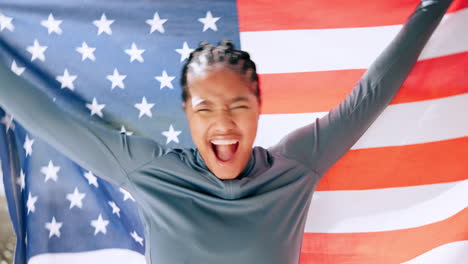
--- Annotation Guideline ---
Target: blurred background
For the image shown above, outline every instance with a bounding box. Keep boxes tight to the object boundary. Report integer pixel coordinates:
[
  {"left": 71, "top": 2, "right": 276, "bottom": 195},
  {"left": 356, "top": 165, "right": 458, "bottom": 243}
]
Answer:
[{"left": 0, "top": 175, "right": 15, "bottom": 264}]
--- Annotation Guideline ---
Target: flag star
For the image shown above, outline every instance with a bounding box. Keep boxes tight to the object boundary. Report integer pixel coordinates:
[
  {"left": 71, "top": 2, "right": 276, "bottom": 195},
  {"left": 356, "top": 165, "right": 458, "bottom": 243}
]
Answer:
[
  {"left": 155, "top": 70, "right": 175, "bottom": 89},
  {"left": 16, "top": 169, "right": 26, "bottom": 192},
  {"left": 120, "top": 125, "right": 134, "bottom": 136},
  {"left": 41, "top": 160, "right": 60, "bottom": 182},
  {"left": 84, "top": 171, "right": 99, "bottom": 187},
  {"left": 175, "top": 41, "right": 194, "bottom": 62},
  {"left": 1, "top": 114, "right": 15, "bottom": 131},
  {"left": 124, "top": 42, "right": 145, "bottom": 63},
  {"left": 146, "top": 12, "right": 167, "bottom": 34},
  {"left": 108, "top": 201, "right": 121, "bottom": 217},
  {"left": 66, "top": 187, "right": 86, "bottom": 209},
  {"left": 106, "top": 68, "right": 126, "bottom": 89},
  {"left": 130, "top": 231, "right": 144, "bottom": 246},
  {"left": 198, "top": 11, "right": 220, "bottom": 32},
  {"left": 86, "top": 97, "right": 105, "bottom": 118},
  {"left": 134, "top": 97, "right": 154, "bottom": 119},
  {"left": 119, "top": 187, "right": 135, "bottom": 202},
  {"left": 24, "top": 134, "right": 34, "bottom": 157},
  {"left": 162, "top": 125, "right": 181, "bottom": 144},
  {"left": 45, "top": 216, "right": 63, "bottom": 238},
  {"left": 91, "top": 214, "right": 109, "bottom": 235},
  {"left": 26, "top": 192, "right": 38, "bottom": 214},
  {"left": 26, "top": 39, "right": 47, "bottom": 62},
  {"left": 11, "top": 60, "right": 25, "bottom": 76},
  {"left": 0, "top": 13, "right": 14, "bottom": 32},
  {"left": 76, "top": 42, "right": 96, "bottom": 61},
  {"left": 41, "top": 13, "right": 63, "bottom": 35},
  {"left": 56, "top": 69, "right": 77, "bottom": 90},
  {"left": 93, "top": 13, "right": 114, "bottom": 35}
]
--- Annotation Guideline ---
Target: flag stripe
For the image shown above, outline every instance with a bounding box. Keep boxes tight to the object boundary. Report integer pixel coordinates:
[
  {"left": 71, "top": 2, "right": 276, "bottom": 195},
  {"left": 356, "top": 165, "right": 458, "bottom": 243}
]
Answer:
[
  {"left": 237, "top": 0, "right": 468, "bottom": 31},
  {"left": 318, "top": 137, "right": 468, "bottom": 191},
  {"left": 256, "top": 93, "right": 468, "bottom": 149},
  {"left": 307, "top": 180, "right": 468, "bottom": 232},
  {"left": 28, "top": 249, "right": 146, "bottom": 264},
  {"left": 258, "top": 52, "right": 468, "bottom": 114},
  {"left": 240, "top": 9, "right": 468, "bottom": 74},
  {"left": 300, "top": 208, "right": 468, "bottom": 264},
  {"left": 402, "top": 241, "right": 468, "bottom": 264}
]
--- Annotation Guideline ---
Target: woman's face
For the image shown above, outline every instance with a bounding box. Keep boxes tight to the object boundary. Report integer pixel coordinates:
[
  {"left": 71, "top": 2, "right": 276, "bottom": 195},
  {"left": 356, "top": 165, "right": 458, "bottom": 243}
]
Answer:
[{"left": 184, "top": 67, "right": 260, "bottom": 180}]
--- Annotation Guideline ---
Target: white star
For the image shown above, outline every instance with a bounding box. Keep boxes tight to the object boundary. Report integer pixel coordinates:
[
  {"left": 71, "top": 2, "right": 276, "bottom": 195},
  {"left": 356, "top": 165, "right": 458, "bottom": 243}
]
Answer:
[
  {"left": 41, "top": 160, "right": 60, "bottom": 182},
  {"left": 23, "top": 134, "right": 34, "bottom": 157},
  {"left": 11, "top": 60, "right": 25, "bottom": 76},
  {"left": 26, "top": 39, "right": 47, "bottom": 62},
  {"left": 130, "top": 231, "right": 144, "bottom": 246},
  {"left": 90, "top": 214, "right": 109, "bottom": 235},
  {"left": 45, "top": 216, "right": 63, "bottom": 238},
  {"left": 41, "top": 13, "right": 62, "bottom": 35},
  {"left": 16, "top": 169, "right": 25, "bottom": 192},
  {"left": 146, "top": 12, "right": 167, "bottom": 34},
  {"left": 93, "top": 13, "right": 114, "bottom": 35},
  {"left": 56, "top": 69, "right": 77, "bottom": 90},
  {"left": 124, "top": 42, "right": 145, "bottom": 63},
  {"left": 198, "top": 11, "right": 220, "bottom": 32},
  {"left": 175, "top": 41, "right": 194, "bottom": 62},
  {"left": 1, "top": 114, "right": 15, "bottom": 131},
  {"left": 26, "top": 192, "right": 37, "bottom": 215},
  {"left": 106, "top": 68, "right": 126, "bottom": 90},
  {"left": 162, "top": 125, "right": 181, "bottom": 144},
  {"left": 119, "top": 187, "right": 135, "bottom": 202},
  {"left": 154, "top": 70, "right": 175, "bottom": 89},
  {"left": 84, "top": 171, "right": 99, "bottom": 187},
  {"left": 134, "top": 97, "right": 154, "bottom": 119},
  {"left": 120, "top": 125, "right": 134, "bottom": 136},
  {"left": 66, "top": 187, "right": 86, "bottom": 209},
  {"left": 108, "top": 201, "right": 121, "bottom": 217},
  {"left": 76, "top": 42, "right": 96, "bottom": 61},
  {"left": 86, "top": 97, "right": 105, "bottom": 118},
  {"left": 0, "top": 13, "right": 14, "bottom": 32}
]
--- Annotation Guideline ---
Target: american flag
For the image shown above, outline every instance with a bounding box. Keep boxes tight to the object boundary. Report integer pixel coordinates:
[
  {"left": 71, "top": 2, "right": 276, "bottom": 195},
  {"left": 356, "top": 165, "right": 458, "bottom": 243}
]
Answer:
[{"left": 0, "top": 0, "right": 467, "bottom": 263}]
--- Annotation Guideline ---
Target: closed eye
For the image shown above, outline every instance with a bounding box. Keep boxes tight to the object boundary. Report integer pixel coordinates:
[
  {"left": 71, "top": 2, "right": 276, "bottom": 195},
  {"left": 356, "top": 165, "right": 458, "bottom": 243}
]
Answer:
[{"left": 232, "top": 105, "right": 249, "bottom": 110}]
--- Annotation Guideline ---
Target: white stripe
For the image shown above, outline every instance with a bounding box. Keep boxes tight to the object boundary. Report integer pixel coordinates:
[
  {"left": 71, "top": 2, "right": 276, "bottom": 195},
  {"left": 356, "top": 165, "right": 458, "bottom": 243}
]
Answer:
[
  {"left": 254, "top": 93, "right": 468, "bottom": 149},
  {"left": 240, "top": 9, "right": 468, "bottom": 74},
  {"left": 305, "top": 179, "right": 468, "bottom": 233},
  {"left": 402, "top": 241, "right": 468, "bottom": 264},
  {"left": 28, "top": 248, "right": 146, "bottom": 264}
]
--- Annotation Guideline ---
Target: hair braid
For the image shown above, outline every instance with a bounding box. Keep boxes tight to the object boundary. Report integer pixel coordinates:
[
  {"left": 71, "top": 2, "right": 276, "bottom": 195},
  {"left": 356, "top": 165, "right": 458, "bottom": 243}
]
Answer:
[{"left": 180, "top": 39, "right": 261, "bottom": 105}]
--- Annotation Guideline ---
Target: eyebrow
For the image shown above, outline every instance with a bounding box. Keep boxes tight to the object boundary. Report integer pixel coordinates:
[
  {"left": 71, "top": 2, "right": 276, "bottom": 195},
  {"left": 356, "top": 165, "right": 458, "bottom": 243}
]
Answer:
[{"left": 230, "top": 96, "right": 250, "bottom": 104}]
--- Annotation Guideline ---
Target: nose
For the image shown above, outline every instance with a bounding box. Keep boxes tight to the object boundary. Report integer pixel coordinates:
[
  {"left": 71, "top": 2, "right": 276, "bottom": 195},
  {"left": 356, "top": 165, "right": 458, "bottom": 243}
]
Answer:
[{"left": 211, "top": 110, "right": 236, "bottom": 134}]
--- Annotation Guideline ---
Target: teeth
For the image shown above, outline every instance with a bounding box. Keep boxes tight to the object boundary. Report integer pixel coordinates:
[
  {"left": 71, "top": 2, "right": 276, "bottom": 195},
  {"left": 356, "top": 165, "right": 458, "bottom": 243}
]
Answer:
[{"left": 210, "top": 139, "right": 239, "bottom": 145}]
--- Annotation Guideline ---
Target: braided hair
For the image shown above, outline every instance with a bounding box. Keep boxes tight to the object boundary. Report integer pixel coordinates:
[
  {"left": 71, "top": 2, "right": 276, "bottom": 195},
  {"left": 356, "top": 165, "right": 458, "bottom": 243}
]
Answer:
[{"left": 180, "top": 39, "right": 261, "bottom": 105}]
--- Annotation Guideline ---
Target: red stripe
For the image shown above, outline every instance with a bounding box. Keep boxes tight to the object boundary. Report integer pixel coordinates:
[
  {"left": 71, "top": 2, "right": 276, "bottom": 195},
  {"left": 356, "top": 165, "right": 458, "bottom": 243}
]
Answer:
[
  {"left": 259, "top": 52, "right": 468, "bottom": 114},
  {"left": 317, "top": 137, "right": 468, "bottom": 191},
  {"left": 238, "top": 0, "right": 467, "bottom": 32},
  {"left": 300, "top": 208, "right": 468, "bottom": 264}
]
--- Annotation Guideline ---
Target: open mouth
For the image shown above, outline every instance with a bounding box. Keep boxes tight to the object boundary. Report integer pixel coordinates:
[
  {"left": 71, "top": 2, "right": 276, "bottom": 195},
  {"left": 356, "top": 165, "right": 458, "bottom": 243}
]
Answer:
[{"left": 211, "top": 139, "right": 239, "bottom": 162}]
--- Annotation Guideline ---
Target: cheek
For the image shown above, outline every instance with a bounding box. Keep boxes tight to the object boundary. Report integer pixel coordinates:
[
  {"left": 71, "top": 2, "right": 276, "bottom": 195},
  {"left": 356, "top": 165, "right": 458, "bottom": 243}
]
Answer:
[
  {"left": 238, "top": 114, "right": 259, "bottom": 141},
  {"left": 188, "top": 116, "right": 208, "bottom": 144}
]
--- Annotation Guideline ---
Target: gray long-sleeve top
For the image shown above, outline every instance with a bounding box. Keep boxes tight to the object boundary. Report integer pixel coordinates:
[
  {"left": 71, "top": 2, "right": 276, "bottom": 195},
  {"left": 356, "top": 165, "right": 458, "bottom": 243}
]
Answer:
[{"left": 0, "top": 1, "right": 452, "bottom": 263}]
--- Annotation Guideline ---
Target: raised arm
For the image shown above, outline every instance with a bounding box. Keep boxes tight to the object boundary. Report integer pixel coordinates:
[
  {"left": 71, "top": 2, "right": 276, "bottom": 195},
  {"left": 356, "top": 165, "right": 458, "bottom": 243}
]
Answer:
[
  {"left": 268, "top": 0, "right": 453, "bottom": 175},
  {"left": 0, "top": 61, "right": 166, "bottom": 186}
]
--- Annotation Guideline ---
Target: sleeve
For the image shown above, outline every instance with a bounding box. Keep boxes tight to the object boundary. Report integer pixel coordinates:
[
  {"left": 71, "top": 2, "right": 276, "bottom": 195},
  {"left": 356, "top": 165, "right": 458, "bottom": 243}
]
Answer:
[
  {"left": 0, "top": 61, "right": 166, "bottom": 186},
  {"left": 268, "top": 0, "right": 453, "bottom": 176}
]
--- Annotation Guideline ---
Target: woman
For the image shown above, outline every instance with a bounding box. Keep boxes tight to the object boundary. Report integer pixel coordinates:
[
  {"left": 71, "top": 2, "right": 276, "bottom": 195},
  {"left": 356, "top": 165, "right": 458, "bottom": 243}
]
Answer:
[{"left": 0, "top": 0, "right": 453, "bottom": 263}]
